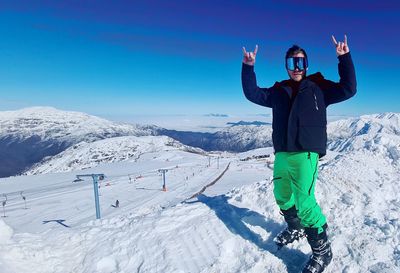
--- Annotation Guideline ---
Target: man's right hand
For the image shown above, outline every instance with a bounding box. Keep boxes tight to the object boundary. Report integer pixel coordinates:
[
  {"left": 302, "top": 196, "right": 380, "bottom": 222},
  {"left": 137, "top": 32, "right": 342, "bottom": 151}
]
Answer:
[{"left": 242, "top": 45, "right": 258, "bottom": 66}]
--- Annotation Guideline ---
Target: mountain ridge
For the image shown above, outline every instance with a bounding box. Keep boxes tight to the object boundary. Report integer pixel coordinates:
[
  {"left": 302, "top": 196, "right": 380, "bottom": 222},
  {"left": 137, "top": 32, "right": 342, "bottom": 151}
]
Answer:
[{"left": 1, "top": 107, "right": 399, "bottom": 177}]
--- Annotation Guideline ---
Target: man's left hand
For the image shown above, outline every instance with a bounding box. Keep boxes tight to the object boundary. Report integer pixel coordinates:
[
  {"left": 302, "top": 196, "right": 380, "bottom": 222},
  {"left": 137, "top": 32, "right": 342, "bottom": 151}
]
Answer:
[{"left": 332, "top": 34, "right": 350, "bottom": 56}]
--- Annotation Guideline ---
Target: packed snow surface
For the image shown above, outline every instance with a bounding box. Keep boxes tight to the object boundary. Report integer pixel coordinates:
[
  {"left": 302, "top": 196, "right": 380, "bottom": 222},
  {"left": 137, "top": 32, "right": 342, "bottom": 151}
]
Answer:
[
  {"left": 0, "top": 112, "right": 399, "bottom": 272},
  {"left": 1, "top": 148, "right": 399, "bottom": 272}
]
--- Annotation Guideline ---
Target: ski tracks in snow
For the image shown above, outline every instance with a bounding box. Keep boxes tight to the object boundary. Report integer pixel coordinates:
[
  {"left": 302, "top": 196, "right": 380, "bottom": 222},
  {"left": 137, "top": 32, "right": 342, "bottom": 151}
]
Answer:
[
  {"left": 0, "top": 176, "right": 290, "bottom": 273},
  {"left": 2, "top": 151, "right": 400, "bottom": 272}
]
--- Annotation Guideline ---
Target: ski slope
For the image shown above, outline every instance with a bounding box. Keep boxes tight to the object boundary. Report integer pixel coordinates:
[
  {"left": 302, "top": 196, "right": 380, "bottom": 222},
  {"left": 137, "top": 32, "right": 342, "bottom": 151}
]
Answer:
[{"left": 0, "top": 147, "right": 399, "bottom": 272}]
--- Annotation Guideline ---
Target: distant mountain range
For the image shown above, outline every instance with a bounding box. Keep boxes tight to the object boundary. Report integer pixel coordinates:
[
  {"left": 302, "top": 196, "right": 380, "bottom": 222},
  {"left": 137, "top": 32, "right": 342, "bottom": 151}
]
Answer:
[
  {"left": 0, "top": 107, "right": 156, "bottom": 177},
  {"left": 157, "top": 125, "right": 273, "bottom": 154},
  {"left": 0, "top": 107, "right": 275, "bottom": 177},
  {"left": 1, "top": 107, "right": 399, "bottom": 177},
  {"left": 226, "top": 121, "right": 271, "bottom": 126},
  {"left": 204, "top": 113, "right": 229, "bottom": 117}
]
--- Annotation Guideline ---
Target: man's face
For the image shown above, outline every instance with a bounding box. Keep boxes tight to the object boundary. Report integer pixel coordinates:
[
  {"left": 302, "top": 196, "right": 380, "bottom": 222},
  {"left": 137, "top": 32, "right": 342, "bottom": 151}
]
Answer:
[{"left": 287, "top": 52, "right": 307, "bottom": 82}]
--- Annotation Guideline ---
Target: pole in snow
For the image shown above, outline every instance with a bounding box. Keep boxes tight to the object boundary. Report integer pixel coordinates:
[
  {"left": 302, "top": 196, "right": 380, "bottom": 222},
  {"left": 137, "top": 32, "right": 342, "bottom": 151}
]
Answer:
[
  {"left": 93, "top": 175, "right": 101, "bottom": 219},
  {"left": 75, "top": 174, "right": 105, "bottom": 219},
  {"left": 158, "top": 169, "right": 168, "bottom": 192}
]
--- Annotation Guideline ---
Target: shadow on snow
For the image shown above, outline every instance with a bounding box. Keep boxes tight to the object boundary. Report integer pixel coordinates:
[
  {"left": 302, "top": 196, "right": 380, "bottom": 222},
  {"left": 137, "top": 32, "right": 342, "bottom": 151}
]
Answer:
[{"left": 185, "top": 194, "right": 307, "bottom": 273}]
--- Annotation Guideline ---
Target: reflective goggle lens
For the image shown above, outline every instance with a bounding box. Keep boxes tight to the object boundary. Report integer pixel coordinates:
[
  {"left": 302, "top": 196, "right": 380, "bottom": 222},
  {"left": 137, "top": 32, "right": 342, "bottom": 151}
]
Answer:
[{"left": 286, "top": 57, "right": 307, "bottom": 71}]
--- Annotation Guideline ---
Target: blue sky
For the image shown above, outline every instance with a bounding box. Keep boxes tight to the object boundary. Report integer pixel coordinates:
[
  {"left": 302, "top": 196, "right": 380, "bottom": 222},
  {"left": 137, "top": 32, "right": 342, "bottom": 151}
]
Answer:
[{"left": 0, "top": 0, "right": 399, "bottom": 120}]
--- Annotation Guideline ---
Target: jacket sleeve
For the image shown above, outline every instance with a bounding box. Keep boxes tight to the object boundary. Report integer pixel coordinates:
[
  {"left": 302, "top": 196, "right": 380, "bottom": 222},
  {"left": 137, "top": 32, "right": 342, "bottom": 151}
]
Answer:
[
  {"left": 241, "top": 63, "right": 274, "bottom": 108},
  {"left": 320, "top": 52, "right": 357, "bottom": 105}
]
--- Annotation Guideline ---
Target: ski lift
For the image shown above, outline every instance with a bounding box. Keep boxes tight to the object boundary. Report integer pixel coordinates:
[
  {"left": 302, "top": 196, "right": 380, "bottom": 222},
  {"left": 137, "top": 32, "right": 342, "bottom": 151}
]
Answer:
[{"left": 74, "top": 173, "right": 105, "bottom": 219}]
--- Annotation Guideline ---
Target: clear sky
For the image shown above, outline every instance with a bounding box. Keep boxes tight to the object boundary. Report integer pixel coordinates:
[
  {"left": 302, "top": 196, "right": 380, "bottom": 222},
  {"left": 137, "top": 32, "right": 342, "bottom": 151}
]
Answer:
[{"left": 0, "top": 0, "right": 399, "bottom": 120}]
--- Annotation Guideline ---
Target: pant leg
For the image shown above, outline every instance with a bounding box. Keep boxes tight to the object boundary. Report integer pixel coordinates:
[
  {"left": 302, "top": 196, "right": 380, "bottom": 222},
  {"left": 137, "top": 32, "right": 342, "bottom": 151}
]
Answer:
[
  {"left": 273, "top": 152, "right": 295, "bottom": 210},
  {"left": 286, "top": 152, "right": 326, "bottom": 232}
]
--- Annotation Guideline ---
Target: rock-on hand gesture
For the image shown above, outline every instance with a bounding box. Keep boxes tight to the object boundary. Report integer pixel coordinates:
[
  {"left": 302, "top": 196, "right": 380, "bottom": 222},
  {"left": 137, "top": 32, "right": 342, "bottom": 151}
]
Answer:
[
  {"left": 332, "top": 35, "right": 350, "bottom": 56},
  {"left": 242, "top": 45, "right": 258, "bottom": 66}
]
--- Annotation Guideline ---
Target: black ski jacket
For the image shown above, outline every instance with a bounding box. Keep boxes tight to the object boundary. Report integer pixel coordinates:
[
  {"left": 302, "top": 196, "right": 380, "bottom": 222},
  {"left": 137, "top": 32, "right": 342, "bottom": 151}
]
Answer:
[{"left": 242, "top": 52, "right": 357, "bottom": 157}]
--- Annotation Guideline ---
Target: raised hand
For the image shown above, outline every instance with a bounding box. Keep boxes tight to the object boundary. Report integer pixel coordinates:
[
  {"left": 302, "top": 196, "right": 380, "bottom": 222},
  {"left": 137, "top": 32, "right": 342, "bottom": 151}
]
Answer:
[
  {"left": 332, "top": 35, "right": 350, "bottom": 56},
  {"left": 242, "top": 45, "right": 258, "bottom": 66}
]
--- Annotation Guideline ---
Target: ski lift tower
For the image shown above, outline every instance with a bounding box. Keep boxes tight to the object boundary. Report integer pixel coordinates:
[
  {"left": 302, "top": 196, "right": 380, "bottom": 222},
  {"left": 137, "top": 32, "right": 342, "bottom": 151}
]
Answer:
[
  {"left": 158, "top": 169, "right": 168, "bottom": 192},
  {"left": 74, "top": 174, "right": 105, "bottom": 219}
]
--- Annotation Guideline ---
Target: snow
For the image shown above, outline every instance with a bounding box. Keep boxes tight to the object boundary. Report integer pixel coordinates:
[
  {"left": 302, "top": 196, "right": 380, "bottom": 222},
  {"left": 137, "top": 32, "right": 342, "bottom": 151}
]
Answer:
[
  {"left": 0, "top": 112, "right": 399, "bottom": 272},
  {"left": 328, "top": 113, "right": 400, "bottom": 160},
  {"left": 0, "top": 219, "right": 13, "bottom": 243},
  {"left": 0, "top": 106, "right": 155, "bottom": 143},
  {"left": 25, "top": 135, "right": 204, "bottom": 175}
]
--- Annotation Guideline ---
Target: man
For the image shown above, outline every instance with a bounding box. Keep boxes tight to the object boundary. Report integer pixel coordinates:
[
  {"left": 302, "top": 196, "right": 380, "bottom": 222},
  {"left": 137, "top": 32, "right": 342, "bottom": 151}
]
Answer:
[{"left": 241, "top": 35, "right": 356, "bottom": 273}]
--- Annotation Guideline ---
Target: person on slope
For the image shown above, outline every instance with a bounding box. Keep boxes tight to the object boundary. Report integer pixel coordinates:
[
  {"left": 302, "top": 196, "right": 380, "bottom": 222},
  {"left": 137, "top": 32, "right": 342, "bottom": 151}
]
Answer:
[{"left": 241, "top": 35, "right": 357, "bottom": 273}]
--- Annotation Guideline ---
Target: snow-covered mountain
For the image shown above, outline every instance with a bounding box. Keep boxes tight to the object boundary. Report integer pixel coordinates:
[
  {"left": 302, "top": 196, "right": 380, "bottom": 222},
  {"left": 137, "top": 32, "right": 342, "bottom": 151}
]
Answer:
[
  {"left": 327, "top": 112, "right": 400, "bottom": 164},
  {"left": 3, "top": 107, "right": 399, "bottom": 180},
  {"left": 0, "top": 107, "right": 275, "bottom": 177},
  {"left": 226, "top": 120, "right": 271, "bottom": 126},
  {"left": 158, "top": 125, "right": 273, "bottom": 153},
  {"left": 168, "top": 112, "right": 400, "bottom": 156},
  {"left": 0, "top": 106, "right": 157, "bottom": 141},
  {"left": 0, "top": 107, "right": 158, "bottom": 177},
  {"left": 1, "top": 121, "right": 399, "bottom": 271},
  {"left": 25, "top": 135, "right": 205, "bottom": 175}
]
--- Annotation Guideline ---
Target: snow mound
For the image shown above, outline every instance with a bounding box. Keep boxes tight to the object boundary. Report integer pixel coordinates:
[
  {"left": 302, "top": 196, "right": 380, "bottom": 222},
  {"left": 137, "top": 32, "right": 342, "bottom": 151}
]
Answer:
[
  {"left": 328, "top": 112, "right": 400, "bottom": 164},
  {"left": 96, "top": 256, "right": 118, "bottom": 273},
  {"left": 0, "top": 219, "right": 13, "bottom": 243}
]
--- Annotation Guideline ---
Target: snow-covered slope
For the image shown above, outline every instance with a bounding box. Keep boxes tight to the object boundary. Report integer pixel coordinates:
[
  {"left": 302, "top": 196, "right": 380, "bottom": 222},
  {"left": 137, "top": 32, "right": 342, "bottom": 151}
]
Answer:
[
  {"left": 327, "top": 112, "right": 400, "bottom": 164},
  {"left": 1, "top": 137, "right": 399, "bottom": 272},
  {"left": 158, "top": 124, "right": 273, "bottom": 153},
  {"left": 0, "top": 107, "right": 158, "bottom": 177},
  {"left": 23, "top": 125, "right": 273, "bottom": 176},
  {"left": 0, "top": 107, "right": 275, "bottom": 177},
  {"left": 1, "top": 109, "right": 400, "bottom": 271},
  {"left": 3, "top": 108, "right": 399, "bottom": 179},
  {"left": 0, "top": 106, "right": 156, "bottom": 141},
  {"left": 25, "top": 135, "right": 205, "bottom": 175},
  {"left": 0, "top": 107, "right": 272, "bottom": 177},
  {"left": 213, "top": 125, "right": 273, "bottom": 151}
]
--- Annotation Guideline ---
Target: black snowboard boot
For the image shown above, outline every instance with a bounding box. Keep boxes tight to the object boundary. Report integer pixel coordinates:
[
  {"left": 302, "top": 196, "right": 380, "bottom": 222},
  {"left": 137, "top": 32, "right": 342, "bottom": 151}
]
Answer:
[
  {"left": 274, "top": 206, "right": 305, "bottom": 247},
  {"left": 302, "top": 224, "right": 332, "bottom": 273}
]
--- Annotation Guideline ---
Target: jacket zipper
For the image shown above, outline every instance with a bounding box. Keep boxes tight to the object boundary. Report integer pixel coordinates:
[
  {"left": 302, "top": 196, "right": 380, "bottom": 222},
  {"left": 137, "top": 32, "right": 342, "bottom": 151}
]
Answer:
[
  {"left": 313, "top": 93, "right": 319, "bottom": 110},
  {"left": 285, "top": 84, "right": 304, "bottom": 143}
]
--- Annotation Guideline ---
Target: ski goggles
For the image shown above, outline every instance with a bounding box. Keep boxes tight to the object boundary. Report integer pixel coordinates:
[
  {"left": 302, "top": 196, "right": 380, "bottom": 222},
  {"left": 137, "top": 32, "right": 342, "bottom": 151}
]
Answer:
[{"left": 285, "top": 57, "right": 308, "bottom": 71}]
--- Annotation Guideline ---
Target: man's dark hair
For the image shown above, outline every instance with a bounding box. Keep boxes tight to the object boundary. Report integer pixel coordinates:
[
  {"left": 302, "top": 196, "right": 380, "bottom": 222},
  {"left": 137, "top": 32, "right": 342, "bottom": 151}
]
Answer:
[{"left": 285, "top": 45, "right": 308, "bottom": 60}]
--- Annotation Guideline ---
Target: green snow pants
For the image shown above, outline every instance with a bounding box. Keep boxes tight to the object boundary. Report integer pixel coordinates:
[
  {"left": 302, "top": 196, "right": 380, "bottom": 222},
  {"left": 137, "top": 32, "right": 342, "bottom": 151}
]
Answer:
[{"left": 273, "top": 152, "right": 327, "bottom": 233}]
